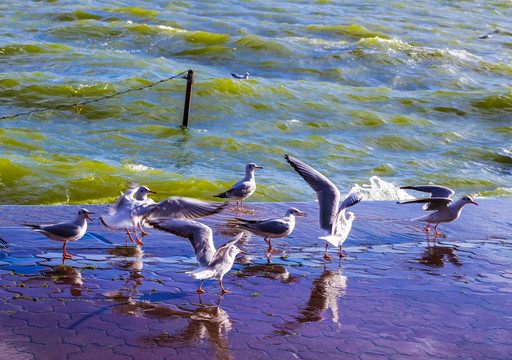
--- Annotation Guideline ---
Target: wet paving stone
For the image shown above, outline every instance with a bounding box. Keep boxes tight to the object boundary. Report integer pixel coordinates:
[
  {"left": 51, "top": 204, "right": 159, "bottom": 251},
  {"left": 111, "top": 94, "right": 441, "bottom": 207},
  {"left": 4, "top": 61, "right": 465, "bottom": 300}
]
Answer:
[{"left": 0, "top": 201, "right": 511, "bottom": 359}]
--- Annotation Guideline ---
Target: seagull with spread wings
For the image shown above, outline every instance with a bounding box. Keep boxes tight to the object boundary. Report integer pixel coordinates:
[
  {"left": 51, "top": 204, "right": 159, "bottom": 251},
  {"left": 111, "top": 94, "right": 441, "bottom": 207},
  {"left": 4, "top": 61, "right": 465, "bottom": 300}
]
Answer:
[
  {"left": 148, "top": 218, "right": 244, "bottom": 294},
  {"left": 397, "top": 185, "right": 478, "bottom": 238},
  {"left": 285, "top": 155, "right": 362, "bottom": 259}
]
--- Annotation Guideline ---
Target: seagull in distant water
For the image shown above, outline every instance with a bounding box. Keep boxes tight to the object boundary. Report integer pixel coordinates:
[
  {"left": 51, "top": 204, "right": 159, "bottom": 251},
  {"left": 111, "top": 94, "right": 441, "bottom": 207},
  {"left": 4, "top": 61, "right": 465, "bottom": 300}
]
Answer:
[
  {"left": 231, "top": 72, "right": 249, "bottom": 79},
  {"left": 285, "top": 155, "right": 362, "bottom": 259},
  {"left": 26, "top": 208, "right": 94, "bottom": 261},
  {"left": 236, "top": 207, "right": 307, "bottom": 253},
  {"left": 214, "top": 163, "right": 263, "bottom": 213},
  {"left": 478, "top": 29, "right": 501, "bottom": 39},
  {"left": 397, "top": 185, "right": 478, "bottom": 240},
  {"left": 147, "top": 218, "right": 245, "bottom": 294}
]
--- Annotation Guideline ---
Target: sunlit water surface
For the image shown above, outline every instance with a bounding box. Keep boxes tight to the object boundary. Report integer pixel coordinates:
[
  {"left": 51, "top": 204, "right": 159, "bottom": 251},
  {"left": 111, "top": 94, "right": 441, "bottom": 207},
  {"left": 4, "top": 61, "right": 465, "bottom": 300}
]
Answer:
[{"left": 0, "top": 0, "right": 511, "bottom": 204}]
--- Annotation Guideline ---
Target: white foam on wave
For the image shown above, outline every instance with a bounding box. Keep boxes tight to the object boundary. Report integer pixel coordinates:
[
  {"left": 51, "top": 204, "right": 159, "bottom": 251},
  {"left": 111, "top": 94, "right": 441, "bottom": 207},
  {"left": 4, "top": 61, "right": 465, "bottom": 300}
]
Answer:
[
  {"left": 349, "top": 176, "right": 414, "bottom": 201},
  {"left": 125, "top": 163, "right": 152, "bottom": 173}
]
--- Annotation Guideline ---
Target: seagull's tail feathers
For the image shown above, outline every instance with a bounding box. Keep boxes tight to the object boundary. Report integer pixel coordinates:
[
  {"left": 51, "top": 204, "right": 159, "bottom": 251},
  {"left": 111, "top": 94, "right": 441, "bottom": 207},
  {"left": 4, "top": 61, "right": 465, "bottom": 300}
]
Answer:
[
  {"left": 187, "top": 268, "right": 215, "bottom": 280},
  {"left": 319, "top": 235, "right": 341, "bottom": 247},
  {"left": 213, "top": 191, "right": 228, "bottom": 199},
  {"left": 24, "top": 224, "right": 42, "bottom": 230}
]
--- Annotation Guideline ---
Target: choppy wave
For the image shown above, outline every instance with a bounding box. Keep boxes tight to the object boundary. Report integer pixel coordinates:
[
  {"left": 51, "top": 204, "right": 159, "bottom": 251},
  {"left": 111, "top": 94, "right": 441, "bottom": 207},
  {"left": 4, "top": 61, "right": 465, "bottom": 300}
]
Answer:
[{"left": 0, "top": 0, "right": 511, "bottom": 205}]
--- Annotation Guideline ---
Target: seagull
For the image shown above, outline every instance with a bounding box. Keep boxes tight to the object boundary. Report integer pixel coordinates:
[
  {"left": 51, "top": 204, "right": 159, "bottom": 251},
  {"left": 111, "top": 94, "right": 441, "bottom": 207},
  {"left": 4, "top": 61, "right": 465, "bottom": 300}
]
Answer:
[
  {"left": 397, "top": 185, "right": 478, "bottom": 238},
  {"left": 147, "top": 218, "right": 244, "bottom": 294},
  {"left": 478, "top": 29, "right": 501, "bottom": 39},
  {"left": 26, "top": 208, "right": 94, "bottom": 260},
  {"left": 214, "top": 163, "right": 263, "bottom": 213},
  {"left": 100, "top": 185, "right": 227, "bottom": 245},
  {"left": 235, "top": 207, "right": 307, "bottom": 252},
  {"left": 285, "top": 155, "right": 362, "bottom": 259},
  {"left": 231, "top": 72, "right": 249, "bottom": 79}
]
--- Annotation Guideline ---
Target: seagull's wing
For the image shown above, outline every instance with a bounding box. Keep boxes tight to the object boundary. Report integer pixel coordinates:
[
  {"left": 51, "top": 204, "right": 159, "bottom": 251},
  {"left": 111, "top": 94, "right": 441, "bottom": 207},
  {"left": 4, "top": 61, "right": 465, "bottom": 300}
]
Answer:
[
  {"left": 400, "top": 185, "right": 454, "bottom": 198},
  {"left": 238, "top": 218, "right": 291, "bottom": 235},
  {"left": 39, "top": 222, "right": 80, "bottom": 238},
  {"left": 143, "top": 197, "right": 228, "bottom": 221},
  {"left": 397, "top": 197, "right": 452, "bottom": 211},
  {"left": 209, "top": 232, "right": 245, "bottom": 267},
  {"left": 147, "top": 218, "right": 215, "bottom": 267},
  {"left": 109, "top": 185, "right": 138, "bottom": 214},
  {"left": 339, "top": 192, "right": 363, "bottom": 212},
  {"left": 285, "top": 155, "right": 340, "bottom": 231}
]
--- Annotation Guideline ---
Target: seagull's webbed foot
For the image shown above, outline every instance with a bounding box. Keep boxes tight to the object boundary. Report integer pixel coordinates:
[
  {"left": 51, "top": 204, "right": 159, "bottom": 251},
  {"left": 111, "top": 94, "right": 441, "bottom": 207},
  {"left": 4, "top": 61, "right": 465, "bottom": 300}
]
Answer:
[
  {"left": 126, "top": 228, "right": 138, "bottom": 244},
  {"left": 197, "top": 279, "right": 205, "bottom": 294},
  {"left": 220, "top": 280, "right": 231, "bottom": 294},
  {"left": 323, "top": 243, "right": 331, "bottom": 260},
  {"left": 62, "top": 243, "right": 72, "bottom": 260},
  {"left": 138, "top": 223, "right": 149, "bottom": 237}
]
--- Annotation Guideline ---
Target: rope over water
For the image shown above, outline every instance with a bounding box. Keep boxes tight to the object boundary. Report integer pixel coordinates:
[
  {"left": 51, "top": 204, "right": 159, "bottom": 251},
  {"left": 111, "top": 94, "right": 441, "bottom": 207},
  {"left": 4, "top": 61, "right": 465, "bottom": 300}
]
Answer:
[{"left": 0, "top": 70, "right": 189, "bottom": 120}]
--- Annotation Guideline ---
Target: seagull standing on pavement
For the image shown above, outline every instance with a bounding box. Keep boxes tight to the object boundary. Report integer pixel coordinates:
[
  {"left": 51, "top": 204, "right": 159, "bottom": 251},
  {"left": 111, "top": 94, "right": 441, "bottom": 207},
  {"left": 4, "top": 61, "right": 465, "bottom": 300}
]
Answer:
[
  {"left": 397, "top": 185, "right": 478, "bottom": 238},
  {"left": 285, "top": 155, "right": 362, "bottom": 259},
  {"left": 236, "top": 207, "right": 307, "bottom": 253},
  {"left": 214, "top": 163, "right": 263, "bottom": 213},
  {"left": 147, "top": 218, "right": 244, "bottom": 294},
  {"left": 26, "top": 208, "right": 94, "bottom": 261}
]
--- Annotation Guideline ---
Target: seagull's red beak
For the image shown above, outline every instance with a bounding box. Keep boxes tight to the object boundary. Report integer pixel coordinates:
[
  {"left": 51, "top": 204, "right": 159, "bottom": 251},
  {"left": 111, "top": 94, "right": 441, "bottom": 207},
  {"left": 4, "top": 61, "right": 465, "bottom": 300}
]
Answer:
[
  {"left": 86, "top": 212, "right": 94, "bottom": 221},
  {"left": 471, "top": 201, "right": 478, "bottom": 206},
  {"left": 298, "top": 212, "right": 307, "bottom": 217}
]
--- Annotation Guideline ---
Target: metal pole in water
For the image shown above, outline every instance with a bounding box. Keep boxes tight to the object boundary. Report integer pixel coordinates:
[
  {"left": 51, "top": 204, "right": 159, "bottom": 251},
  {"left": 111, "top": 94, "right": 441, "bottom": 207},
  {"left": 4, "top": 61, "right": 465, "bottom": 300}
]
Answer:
[{"left": 182, "top": 70, "right": 194, "bottom": 127}]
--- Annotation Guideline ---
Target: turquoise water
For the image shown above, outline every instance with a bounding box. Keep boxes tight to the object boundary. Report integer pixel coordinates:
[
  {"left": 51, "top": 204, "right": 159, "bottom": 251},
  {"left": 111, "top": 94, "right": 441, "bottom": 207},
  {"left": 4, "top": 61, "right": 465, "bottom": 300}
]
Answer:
[{"left": 0, "top": 0, "right": 511, "bottom": 205}]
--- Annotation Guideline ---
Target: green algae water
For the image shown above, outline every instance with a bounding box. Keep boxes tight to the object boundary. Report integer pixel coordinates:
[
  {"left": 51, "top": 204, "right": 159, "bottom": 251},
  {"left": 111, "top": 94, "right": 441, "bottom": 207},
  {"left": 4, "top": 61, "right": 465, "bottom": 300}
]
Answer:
[{"left": 0, "top": 0, "right": 510, "bottom": 205}]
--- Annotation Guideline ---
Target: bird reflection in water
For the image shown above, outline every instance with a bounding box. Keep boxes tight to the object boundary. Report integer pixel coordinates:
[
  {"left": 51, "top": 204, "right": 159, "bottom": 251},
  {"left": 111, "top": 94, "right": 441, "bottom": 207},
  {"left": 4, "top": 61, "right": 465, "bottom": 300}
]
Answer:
[
  {"left": 275, "top": 267, "right": 347, "bottom": 335},
  {"left": 107, "top": 245, "right": 144, "bottom": 300},
  {"left": 238, "top": 263, "right": 297, "bottom": 283},
  {"left": 44, "top": 265, "right": 83, "bottom": 296},
  {"left": 115, "top": 296, "right": 233, "bottom": 359},
  {"left": 418, "top": 245, "right": 462, "bottom": 268}
]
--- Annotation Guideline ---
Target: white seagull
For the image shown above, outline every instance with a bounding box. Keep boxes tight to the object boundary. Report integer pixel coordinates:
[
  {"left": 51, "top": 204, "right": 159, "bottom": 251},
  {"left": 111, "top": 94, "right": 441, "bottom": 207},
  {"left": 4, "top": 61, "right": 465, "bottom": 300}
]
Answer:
[
  {"left": 26, "top": 208, "right": 94, "bottom": 260},
  {"left": 236, "top": 207, "right": 307, "bottom": 252},
  {"left": 214, "top": 163, "right": 263, "bottom": 213},
  {"left": 147, "top": 218, "right": 244, "bottom": 294},
  {"left": 397, "top": 185, "right": 478, "bottom": 238},
  {"left": 231, "top": 72, "right": 249, "bottom": 79},
  {"left": 101, "top": 185, "right": 227, "bottom": 245},
  {"left": 285, "top": 155, "right": 362, "bottom": 259}
]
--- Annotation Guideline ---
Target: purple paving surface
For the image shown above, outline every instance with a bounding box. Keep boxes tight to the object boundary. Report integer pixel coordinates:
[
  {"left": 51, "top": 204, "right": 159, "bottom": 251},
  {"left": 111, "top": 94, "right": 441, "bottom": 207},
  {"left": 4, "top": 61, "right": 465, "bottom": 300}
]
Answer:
[{"left": 0, "top": 200, "right": 511, "bottom": 359}]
